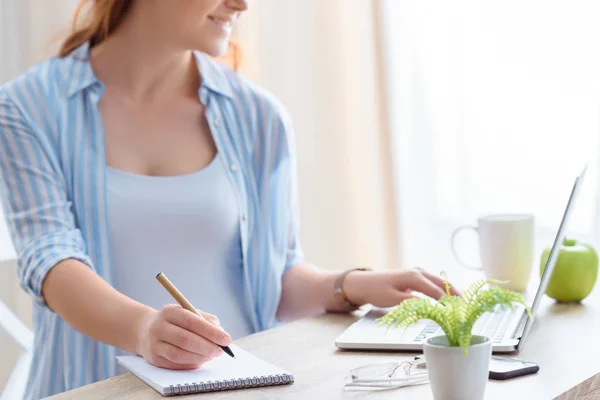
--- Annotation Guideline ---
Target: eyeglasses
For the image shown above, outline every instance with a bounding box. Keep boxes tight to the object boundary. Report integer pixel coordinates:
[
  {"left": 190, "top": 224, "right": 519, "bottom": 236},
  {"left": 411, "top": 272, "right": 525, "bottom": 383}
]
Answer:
[{"left": 344, "top": 358, "right": 429, "bottom": 390}]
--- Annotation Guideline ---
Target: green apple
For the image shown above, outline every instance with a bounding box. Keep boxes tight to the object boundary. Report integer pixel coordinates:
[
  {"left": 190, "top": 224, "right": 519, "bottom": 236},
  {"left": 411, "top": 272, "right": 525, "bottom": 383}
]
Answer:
[{"left": 540, "top": 238, "right": 599, "bottom": 303}]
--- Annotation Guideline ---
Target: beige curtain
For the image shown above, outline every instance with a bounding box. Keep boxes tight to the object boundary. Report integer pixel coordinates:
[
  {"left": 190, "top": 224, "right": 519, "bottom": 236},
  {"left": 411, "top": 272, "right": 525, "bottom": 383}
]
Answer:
[{"left": 235, "top": 0, "right": 401, "bottom": 272}]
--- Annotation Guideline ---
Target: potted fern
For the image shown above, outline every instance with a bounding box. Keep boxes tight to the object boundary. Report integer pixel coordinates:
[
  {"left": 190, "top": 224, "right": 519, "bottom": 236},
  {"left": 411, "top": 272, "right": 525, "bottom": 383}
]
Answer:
[{"left": 378, "top": 274, "right": 532, "bottom": 400}]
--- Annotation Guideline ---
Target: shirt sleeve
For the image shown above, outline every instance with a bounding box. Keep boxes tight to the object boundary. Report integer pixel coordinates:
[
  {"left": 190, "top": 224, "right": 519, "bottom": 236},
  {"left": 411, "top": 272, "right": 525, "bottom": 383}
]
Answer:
[
  {"left": 0, "top": 92, "right": 93, "bottom": 308},
  {"left": 280, "top": 111, "right": 305, "bottom": 272}
]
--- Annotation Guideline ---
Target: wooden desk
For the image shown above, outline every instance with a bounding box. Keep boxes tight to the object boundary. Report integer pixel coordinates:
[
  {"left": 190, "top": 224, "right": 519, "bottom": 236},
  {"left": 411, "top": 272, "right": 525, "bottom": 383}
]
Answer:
[{"left": 47, "top": 289, "right": 600, "bottom": 400}]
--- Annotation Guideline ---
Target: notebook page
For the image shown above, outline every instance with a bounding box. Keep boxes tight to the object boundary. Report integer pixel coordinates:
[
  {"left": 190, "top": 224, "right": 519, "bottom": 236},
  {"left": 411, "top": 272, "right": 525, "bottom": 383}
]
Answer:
[{"left": 117, "top": 344, "right": 291, "bottom": 388}]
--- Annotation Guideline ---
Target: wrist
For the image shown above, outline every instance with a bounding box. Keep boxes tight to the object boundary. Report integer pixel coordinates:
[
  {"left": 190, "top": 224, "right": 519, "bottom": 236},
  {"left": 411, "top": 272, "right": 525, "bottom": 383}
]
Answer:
[
  {"left": 335, "top": 268, "right": 373, "bottom": 310},
  {"left": 133, "top": 306, "right": 155, "bottom": 356}
]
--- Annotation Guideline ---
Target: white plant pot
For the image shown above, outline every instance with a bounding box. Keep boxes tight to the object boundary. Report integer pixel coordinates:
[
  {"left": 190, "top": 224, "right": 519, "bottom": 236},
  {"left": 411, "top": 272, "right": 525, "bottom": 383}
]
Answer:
[{"left": 423, "top": 335, "right": 492, "bottom": 400}]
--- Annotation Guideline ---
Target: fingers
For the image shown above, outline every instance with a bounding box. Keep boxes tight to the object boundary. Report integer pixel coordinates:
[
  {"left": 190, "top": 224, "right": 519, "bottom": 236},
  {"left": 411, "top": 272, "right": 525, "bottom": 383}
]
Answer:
[
  {"left": 150, "top": 354, "right": 207, "bottom": 370},
  {"left": 411, "top": 277, "right": 446, "bottom": 300},
  {"left": 154, "top": 341, "right": 213, "bottom": 365},
  {"left": 196, "top": 310, "right": 221, "bottom": 327},
  {"left": 143, "top": 307, "right": 229, "bottom": 371},
  {"left": 416, "top": 268, "right": 462, "bottom": 297},
  {"left": 398, "top": 270, "right": 446, "bottom": 300},
  {"left": 163, "top": 306, "right": 231, "bottom": 347},
  {"left": 159, "top": 322, "right": 223, "bottom": 358},
  {"left": 389, "top": 289, "right": 416, "bottom": 305}
]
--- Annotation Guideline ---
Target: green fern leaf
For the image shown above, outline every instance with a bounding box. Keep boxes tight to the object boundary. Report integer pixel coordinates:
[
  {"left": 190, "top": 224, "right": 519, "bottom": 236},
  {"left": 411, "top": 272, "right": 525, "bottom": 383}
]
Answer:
[
  {"left": 377, "top": 272, "right": 533, "bottom": 357},
  {"left": 463, "top": 287, "right": 531, "bottom": 339},
  {"left": 377, "top": 297, "right": 455, "bottom": 343}
]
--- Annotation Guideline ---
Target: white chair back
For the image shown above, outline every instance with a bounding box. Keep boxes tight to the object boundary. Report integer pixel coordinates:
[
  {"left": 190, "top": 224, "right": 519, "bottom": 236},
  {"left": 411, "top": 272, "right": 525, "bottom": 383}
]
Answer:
[
  {"left": 0, "top": 299, "right": 33, "bottom": 400},
  {"left": 0, "top": 212, "right": 32, "bottom": 400}
]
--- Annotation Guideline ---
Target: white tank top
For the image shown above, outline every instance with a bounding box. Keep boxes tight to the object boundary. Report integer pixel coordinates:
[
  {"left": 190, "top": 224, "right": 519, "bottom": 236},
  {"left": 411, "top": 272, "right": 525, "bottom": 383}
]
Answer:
[{"left": 106, "top": 154, "right": 255, "bottom": 344}]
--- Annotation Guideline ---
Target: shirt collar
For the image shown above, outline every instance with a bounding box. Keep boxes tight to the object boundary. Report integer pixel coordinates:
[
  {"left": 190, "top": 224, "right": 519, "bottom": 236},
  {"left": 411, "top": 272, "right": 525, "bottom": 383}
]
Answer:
[
  {"left": 66, "top": 41, "right": 100, "bottom": 97},
  {"left": 193, "top": 51, "right": 235, "bottom": 99},
  {"left": 66, "top": 41, "right": 235, "bottom": 100}
]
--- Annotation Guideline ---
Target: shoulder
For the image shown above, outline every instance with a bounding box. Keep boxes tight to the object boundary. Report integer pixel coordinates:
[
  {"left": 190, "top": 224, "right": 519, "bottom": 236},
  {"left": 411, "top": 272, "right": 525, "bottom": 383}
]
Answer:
[
  {"left": 0, "top": 55, "right": 74, "bottom": 102},
  {"left": 0, "top": 55, "right": 74, "bottom": 120},
  {"left": 235, "top": 73, "right": 297, "bottom": 160},
  {"left": 197, "top": 55, "right": 296, "bottom": 157},
  {"left": 233, "top": 71, "right": 291, "bottom": 127},
  {"left": 196, "top": 53, "right": 292, "bottom": 128}
]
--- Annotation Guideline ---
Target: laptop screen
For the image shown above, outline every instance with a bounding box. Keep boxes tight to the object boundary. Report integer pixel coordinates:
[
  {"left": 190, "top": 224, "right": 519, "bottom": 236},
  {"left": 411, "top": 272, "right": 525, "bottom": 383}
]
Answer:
[{"left": 516, "top": 165, "right": 587, "bottom": 350}]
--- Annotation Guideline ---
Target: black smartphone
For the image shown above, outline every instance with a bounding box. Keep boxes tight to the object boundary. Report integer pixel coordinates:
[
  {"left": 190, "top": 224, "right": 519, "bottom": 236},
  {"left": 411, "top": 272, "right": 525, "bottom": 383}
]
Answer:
[
  {"left": 412, "top": 355, "right": 539, "bottom": 380},
  {"left": 488, "top": 356, "right": 539, "bottom": 380}
]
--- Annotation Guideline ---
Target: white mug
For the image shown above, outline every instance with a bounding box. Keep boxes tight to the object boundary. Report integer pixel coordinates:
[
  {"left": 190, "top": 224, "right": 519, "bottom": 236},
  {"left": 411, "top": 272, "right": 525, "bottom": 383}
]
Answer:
[{"left": 451, "top": 214, "right": 534, "bottom": 292}]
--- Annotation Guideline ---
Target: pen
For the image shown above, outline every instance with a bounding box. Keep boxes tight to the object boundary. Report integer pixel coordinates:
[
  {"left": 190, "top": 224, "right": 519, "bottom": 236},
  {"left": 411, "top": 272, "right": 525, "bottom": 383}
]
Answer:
[{"left": 155, "top": 272, "right": 235, "bottom": 359}]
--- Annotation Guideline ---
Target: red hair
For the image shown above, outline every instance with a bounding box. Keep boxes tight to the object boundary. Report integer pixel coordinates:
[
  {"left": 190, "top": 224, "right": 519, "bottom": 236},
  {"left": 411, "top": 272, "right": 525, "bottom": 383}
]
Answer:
[{"left": 58, "top": 0, "right": 242, "bottom": 71}]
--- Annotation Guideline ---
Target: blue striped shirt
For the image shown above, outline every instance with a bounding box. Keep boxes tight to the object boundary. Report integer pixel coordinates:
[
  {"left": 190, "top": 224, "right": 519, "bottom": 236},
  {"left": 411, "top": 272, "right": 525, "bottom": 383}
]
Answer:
[{"left": 0, "top": 41, "right": 304, "bottom": 400}]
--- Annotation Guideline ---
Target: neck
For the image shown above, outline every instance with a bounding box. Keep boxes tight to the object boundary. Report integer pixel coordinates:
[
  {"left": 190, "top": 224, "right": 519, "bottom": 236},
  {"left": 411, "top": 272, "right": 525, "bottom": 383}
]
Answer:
[{"left": 89, "top": 13, "right": 199, "bottom": 100}]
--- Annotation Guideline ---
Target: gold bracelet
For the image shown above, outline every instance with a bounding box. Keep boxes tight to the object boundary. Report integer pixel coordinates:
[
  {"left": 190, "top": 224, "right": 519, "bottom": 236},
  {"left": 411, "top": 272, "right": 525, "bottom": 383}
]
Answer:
[{"left": 333, "top": 267, "right": 373, "bottom": 310}]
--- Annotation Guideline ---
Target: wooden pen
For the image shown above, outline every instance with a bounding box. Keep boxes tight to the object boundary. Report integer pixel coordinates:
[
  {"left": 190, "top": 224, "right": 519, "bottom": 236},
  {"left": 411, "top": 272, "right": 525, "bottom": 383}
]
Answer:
[{"left": 155, "top": 272, "right": 235, "bottom": 359}]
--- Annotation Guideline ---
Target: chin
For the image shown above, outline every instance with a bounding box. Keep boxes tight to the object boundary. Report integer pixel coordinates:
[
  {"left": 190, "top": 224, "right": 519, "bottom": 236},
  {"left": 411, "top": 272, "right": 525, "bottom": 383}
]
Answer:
[{"left": 194, "top": 40, "right": 230, "bottom": 58}]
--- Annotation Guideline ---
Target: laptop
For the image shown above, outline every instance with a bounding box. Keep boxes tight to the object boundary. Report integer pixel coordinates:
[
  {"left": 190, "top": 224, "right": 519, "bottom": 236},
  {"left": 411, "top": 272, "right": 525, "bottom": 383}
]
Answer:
[{"left": 335, "top": 165, "right": 587, "bottom": 354}]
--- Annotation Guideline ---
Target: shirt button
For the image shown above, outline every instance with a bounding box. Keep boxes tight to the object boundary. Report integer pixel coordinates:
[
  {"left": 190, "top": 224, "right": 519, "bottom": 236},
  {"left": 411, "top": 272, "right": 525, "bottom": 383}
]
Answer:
[
  {"left": 241, "top": 214, "right": 248, "bottom": 222},
  {"left": 212, "top": 116, "right": 219, "bottom": 126},
  {"left": 230, "top": 163, "right": 238, "bottom": 172}
]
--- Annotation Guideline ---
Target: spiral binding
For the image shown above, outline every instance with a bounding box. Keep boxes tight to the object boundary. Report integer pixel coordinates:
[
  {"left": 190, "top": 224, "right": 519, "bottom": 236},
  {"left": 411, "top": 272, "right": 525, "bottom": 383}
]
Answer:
[{"left": 165, "top": 373, "right": 294, "bottom": 396}]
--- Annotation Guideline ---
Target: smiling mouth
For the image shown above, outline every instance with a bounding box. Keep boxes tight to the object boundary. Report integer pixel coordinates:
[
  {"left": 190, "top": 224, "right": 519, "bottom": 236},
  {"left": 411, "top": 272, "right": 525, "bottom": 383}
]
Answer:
[{"left": 208, "top": 16, "right": 234, "bottom": 29}]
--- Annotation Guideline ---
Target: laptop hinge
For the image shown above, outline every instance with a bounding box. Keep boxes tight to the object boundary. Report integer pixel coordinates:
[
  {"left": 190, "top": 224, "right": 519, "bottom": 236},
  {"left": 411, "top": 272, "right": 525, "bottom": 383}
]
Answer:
[{"left": 512, "top": 312, "right": 529, "bottom": 340}]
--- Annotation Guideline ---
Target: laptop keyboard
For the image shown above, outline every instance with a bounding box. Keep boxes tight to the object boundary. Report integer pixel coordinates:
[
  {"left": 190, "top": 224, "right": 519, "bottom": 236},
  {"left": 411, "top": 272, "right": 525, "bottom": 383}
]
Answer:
[
  {"left": 414, "top": 322, "right": 442, "bottom": 343},
  {"left": 474, "top": 309, "right": 514, "bottom": 344},
  {"left": 414, "top": 307, "right": 518, "bottom": 344}
]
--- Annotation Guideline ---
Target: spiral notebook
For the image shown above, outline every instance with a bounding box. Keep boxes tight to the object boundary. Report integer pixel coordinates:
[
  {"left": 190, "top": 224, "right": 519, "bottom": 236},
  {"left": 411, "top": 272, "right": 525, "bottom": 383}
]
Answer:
[{"left": 117, "top": 345, "right": 294, "bottom": 396}]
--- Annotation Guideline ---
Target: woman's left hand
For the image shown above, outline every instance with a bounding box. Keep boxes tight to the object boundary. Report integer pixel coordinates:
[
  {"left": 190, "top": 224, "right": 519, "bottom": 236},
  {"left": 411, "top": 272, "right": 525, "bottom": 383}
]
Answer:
[{"left": 342, "top": 267, "right": 461, "bottom": 308}]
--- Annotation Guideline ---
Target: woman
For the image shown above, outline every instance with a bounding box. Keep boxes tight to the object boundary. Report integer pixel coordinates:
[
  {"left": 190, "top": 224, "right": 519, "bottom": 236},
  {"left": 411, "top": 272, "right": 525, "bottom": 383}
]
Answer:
[{"left": 0, "top": 1, "right": 459, "bottom": 399}]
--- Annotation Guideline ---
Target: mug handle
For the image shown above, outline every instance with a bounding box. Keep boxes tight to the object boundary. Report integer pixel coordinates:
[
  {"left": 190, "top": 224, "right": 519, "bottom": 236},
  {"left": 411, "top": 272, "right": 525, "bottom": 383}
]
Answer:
[{"left": 451, "top": 226, "right": 483, "bottom": 271}]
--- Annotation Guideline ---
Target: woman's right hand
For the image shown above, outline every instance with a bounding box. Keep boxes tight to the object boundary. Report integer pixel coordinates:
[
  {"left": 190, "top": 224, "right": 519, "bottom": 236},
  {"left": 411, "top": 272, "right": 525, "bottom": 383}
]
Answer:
[{"left": 135, "top": 305, "right": 232, "bottom": 370}]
